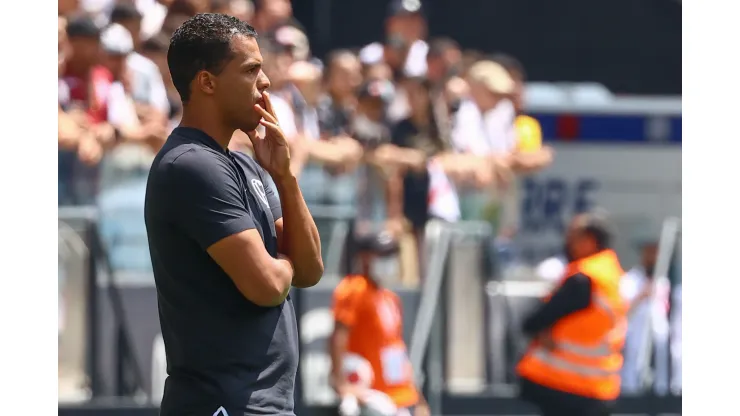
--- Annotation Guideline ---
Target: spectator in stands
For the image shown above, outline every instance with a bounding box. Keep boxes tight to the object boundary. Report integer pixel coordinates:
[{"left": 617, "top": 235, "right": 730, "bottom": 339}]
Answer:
[
  {"left": 490, "top": 53, "right": 554, "bottom": 170},
  {"left": 352, "top": 80, "right": 396, "bottom": 235},
  {"left": 168, "top": 0, "right": 209, "bottom": 16},
  {"left": 64, "top": 14, "right": 111, "bottom": 125},
  {"left": 318, "top": 50, "right": 363, "bottom": 138},
  {"left": 426, "top": 38, "right": 462, "bottom": 87},
  {"left": 210, "top": 0, "right": 255, "bottom": 22},
  {"left": 620, "top": 241, "right": 671, "bottom": 396},
  {"left": 386, "top": 77, "right": 447, "bottom": 240},
  {"left": 364, "top": 62, "right": 394, "bottom": 83},
  {"left": 59, "top": 16, "right": 109, "bottom": 204},
  {"left": 141, "top": 33, "right": 182, "bottom": 131},
  {"left": 258, "top": 34, "right": 296, "bottom": 101},
  {"left": 59, "top": 0, "right": 79, "bottom": 16},
  {"left": 288, "top": 61, "right": 364, "bottom": 176},
  {"left": 110, "top": 3, "right": 171, "bottom": 121},
  {"left": 138, "top": 0, "right": 172, "bottom": 41},
  {"left": 99, "top": 23, "right": 167, "bottom": 151},
  {"left": 252, "top": 0, "right": 294, "bottom": 33},
  {"left": 61, "top": 14, "right": 118, "bottom": 204},
  {"left": 425, "top": 37, "right": 463, "bottom": 147}
]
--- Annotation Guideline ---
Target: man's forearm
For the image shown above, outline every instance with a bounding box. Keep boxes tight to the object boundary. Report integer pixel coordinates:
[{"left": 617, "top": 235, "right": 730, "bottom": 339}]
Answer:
[{"left": 275, "top": 175, "right": 324, "bottom": 287}]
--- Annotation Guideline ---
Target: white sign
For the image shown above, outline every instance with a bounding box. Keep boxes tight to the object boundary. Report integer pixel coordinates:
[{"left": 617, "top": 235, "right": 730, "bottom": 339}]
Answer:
[{"left": 515, "top": 144, "right": 681, "bottom": 268}]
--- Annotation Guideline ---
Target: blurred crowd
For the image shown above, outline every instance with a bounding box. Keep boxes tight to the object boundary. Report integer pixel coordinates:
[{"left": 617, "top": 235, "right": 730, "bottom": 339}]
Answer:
[{"left": 58, "top": 0, "right": 554, "bottom": 280}]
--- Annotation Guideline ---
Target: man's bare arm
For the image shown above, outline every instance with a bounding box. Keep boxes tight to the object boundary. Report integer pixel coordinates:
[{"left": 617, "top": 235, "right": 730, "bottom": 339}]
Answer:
[
  {"left": 207, "top": 231, "right": 294, "bottom": 306},
  {"left": 275, "top": 175, "right": 324, "bottom": 288}
]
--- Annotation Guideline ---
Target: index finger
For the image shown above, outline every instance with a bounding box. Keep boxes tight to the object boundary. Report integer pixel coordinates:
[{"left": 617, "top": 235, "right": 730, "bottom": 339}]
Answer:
[{"left": 263, "top": 91, "right": 277, "bottom": 120}]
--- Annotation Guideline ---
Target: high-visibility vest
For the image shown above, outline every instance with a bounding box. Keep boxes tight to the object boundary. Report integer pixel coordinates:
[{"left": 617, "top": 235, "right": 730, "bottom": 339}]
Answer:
[{"left": 517, "top": 249, "right": 628, "bottom": 401}]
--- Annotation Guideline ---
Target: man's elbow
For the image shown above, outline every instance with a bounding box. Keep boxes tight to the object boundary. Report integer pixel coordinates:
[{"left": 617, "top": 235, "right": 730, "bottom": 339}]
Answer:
[
  {"left": 293, "top": 258, "right": 324, "bottom": 288},
  {"left": 234, "top": 269, "right": 292, "bottom": 307}
]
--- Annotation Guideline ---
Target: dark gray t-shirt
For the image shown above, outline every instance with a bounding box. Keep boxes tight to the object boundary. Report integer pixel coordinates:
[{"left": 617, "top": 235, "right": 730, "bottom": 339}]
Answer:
[{"left": 144, "top": 127, "right": 298, "bottom": 415}]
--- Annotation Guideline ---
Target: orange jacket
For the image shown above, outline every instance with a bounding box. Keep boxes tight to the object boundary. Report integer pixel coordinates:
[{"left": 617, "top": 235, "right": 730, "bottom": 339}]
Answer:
[
  {"left": 517, "top": 249, "right": 628, "bottom": 401},
  {"left": 332, "top": 275, "right": 419, "bottom": 408}
]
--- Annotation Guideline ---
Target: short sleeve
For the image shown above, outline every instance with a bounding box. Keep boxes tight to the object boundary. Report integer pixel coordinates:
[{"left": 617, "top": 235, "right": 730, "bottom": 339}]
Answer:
[
  {"left": 332, "top": 278, "right": 362, "bottom": 328},
  {"left": 261, "top": 173, "right": 283, "bottom": 221},
  {"left": 166, "top": 149, "right": 255, "bottom": 249}
]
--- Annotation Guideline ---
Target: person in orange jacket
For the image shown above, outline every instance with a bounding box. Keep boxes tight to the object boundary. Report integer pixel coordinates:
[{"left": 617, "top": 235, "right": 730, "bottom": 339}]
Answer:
[
  {"left": 516, "top": 211, "right": 629, "bottom": 416},
  {"left": 329, "top": 232, "right": 430, "bottom": 416}
]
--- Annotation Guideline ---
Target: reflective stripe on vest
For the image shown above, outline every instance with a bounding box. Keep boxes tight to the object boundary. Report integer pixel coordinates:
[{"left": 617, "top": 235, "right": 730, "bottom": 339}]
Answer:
[
  {"left": 536, "top": 292, "right": 625, "bottom": 370},
  {"left": 530, "top": 347, "right": 619, "bottom": 378}
]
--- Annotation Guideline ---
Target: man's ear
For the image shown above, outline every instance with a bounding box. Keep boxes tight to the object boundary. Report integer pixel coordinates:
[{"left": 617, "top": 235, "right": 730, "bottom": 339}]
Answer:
[{"left": 195, "top": 71, "right": 217, "bottom": 96}]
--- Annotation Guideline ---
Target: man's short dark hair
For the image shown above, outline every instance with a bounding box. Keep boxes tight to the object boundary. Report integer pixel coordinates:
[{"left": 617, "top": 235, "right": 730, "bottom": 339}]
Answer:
[
  {"left": 110, "top": 2, "right": 142, "bottom": 24},
  {"left": 489, "top": 53, "right": 526, "bottom": 80},
  {"left": 579, "top": 210, "right": 613, "bottom": 251},
  {"left": 167, "top": 13, "right": 258, "bottom": 103}
]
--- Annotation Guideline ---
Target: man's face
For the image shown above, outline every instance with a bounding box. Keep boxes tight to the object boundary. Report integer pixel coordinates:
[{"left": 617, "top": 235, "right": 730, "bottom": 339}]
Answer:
[
  {"left": 210, "top": 35, "right": 271, "bottom": 132},
  {"left": 426, "top": 55, "right": 445, "bottom": 83},
  {"left": 328, "top": 56, "right": 362, "bottom": 98},
  {"left": 564, "top": 215, "right": 593, "bottom": 262},
  {"left": 69, "top": 37, "right": 101, "bottom": 70},
  {"left": 468, "top": 80, "right": 498, "bottom": 112}
]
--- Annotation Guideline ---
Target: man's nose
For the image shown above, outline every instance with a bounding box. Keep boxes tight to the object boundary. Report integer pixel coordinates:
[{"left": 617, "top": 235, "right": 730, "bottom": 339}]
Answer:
[{"left": 257, "top": 70, "right": 271, "bottom": 91}]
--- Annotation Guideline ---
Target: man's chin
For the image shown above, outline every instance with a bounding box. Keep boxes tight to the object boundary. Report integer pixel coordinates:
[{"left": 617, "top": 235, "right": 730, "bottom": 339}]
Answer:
[{"left": 239, "top": 120, "right": 261, "bottom": 133}]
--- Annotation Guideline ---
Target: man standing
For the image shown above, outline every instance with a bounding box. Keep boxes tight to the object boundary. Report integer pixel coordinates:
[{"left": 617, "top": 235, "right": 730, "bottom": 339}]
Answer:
[
  {"left": 516, "top": 212, "right": 628, "bottom": 416},
  {"left": 144, "top": 14, "right": 323, "bottom": 416}
]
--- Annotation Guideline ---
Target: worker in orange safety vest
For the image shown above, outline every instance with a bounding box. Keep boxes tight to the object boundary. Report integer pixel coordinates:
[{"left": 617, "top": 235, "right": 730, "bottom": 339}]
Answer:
[{"left": 517, "top": 211, "right": 628, "bottom": 416}]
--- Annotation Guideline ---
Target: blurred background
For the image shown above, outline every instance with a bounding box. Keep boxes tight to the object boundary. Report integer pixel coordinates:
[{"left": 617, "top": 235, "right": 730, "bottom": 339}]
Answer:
[{"left": 57, "top": 0, "right": 681, "bottom": 414}]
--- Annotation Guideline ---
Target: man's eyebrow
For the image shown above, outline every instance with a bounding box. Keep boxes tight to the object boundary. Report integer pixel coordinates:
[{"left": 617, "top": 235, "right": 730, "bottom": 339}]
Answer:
[{"left": 241, "top": 60, "right": 262, "bottom": 70}]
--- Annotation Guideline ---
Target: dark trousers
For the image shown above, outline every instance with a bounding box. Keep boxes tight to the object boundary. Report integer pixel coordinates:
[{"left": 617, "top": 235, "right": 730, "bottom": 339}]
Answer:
[{"left": 519, "top": 377, "right": 614, "bottom": 416}]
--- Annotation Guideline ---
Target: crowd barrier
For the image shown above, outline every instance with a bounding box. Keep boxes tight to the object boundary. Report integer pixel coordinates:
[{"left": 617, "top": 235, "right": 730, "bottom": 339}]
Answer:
[{"left": 59, "top": 208, "right": 682, "bottom": 415}]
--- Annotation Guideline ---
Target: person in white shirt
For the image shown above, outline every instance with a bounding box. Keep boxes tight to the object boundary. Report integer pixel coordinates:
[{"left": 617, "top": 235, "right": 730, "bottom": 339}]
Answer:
[
  {"left": 110, "top": 3, "right": 170, "bottom": 117},
  {"left": 620, "top": 241, "right": 672, "bottom": 396}
]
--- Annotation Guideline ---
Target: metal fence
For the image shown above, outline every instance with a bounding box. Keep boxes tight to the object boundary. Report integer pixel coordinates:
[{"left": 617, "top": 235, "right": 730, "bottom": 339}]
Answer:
[{"left": 58, "top": 205, "right": 682, "bottom": 414}]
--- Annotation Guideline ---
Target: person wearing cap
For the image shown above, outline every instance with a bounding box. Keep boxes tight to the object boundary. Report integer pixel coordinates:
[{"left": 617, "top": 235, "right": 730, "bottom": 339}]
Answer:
[
  {"left": 63, "top": 14, "right": 112, "bottom": 125},
  {"left": 360, "top": 0, "right": 428, "bottom": 80},
  {"left": 109, "top": 2, "right": 171, "bottom": 120},
  {"left": 330, "top": 232, "right": 430, "bottom": 416},
  {"left": 100, "top": 23, "right": 168, "bottom": 151},
  {"left": 516, "top": 211, "right": 627, "bottom": 416}
]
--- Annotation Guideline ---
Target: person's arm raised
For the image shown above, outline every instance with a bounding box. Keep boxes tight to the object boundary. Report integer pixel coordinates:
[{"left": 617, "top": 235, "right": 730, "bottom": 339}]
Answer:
[
  {"left": 169, "top": 149, "right": 293, "bottom": 306},
  {"left": 251, "top": 92, "right": 324, "bottom": 288}
]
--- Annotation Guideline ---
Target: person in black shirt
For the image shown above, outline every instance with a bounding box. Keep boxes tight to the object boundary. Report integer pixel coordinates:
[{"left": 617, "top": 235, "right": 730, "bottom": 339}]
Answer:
[{"left": 144, "top": 14, "right": 323, "bottom": 416}]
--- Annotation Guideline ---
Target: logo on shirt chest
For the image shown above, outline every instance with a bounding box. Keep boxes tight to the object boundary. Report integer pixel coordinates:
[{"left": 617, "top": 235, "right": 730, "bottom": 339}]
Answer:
[{"left": 249, "top": 179, "right": 270, "bottom": 207}]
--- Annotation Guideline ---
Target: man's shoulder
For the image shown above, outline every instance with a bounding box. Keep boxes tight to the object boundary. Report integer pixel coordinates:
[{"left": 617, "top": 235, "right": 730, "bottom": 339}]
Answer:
[
  {"left": 159, "top": 133, "right": 224, "bottom": 167},
  {"left": 230, "top": 150, "right": 266, "bottom": 178}
]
